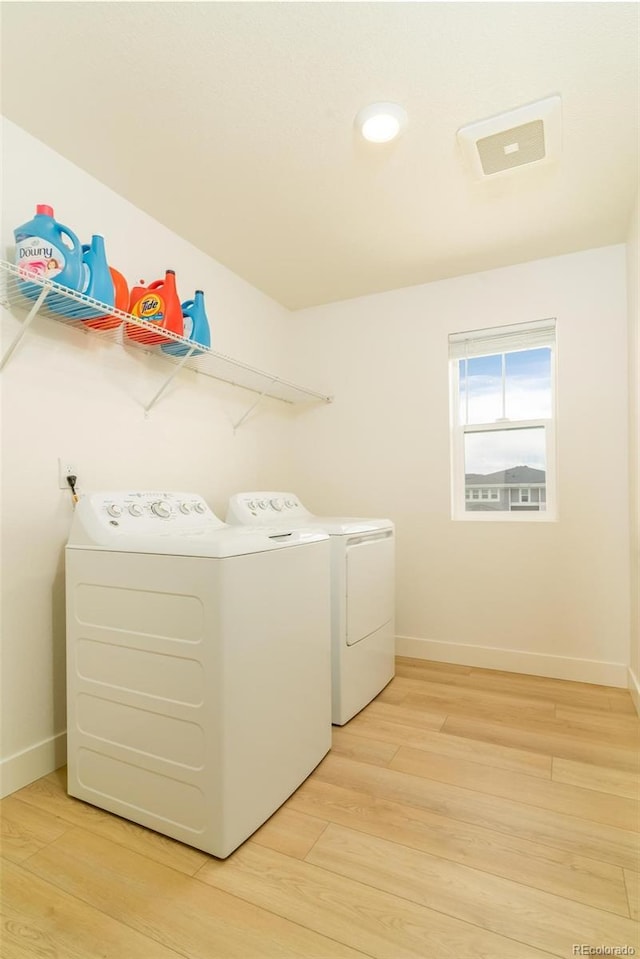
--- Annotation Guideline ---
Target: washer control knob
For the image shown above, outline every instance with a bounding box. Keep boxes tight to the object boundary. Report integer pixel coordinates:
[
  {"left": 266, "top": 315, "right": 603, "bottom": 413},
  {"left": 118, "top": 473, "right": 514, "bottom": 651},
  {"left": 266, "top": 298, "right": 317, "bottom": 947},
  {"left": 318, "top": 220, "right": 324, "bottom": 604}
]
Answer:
[
  {"left": 247, "top": 500, "right": 257, "bottom": 511},
  {"left": 128, "top": 503, "right": 144, "bottom": 517},
  {"left": 152, "top": 501, "right": 171, "bottom": 518},
  {"left": 284, "top": 499, "right": 294, "bottom": 508},
  {"left": 258, "top": 500, "right": 269, "bottom": 510},
  {"left": 270, "top": 498, "right": 283, "bottom": 511},
  {"left": 194, "top": 502, "right": 207, "bottom": 514},
  {"left": 179, "top": 502, "right": 192, "bottom": 514},
  {"left": 106, "top": 504, "right": 122, "bottom": 518}
]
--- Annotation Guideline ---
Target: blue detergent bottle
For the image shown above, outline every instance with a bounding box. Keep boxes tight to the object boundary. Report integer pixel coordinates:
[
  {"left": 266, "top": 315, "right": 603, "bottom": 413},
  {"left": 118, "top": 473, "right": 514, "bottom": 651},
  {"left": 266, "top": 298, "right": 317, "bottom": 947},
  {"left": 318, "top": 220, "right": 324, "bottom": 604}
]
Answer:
[
  {"left": 14, "top": 204, "right": 84, "bottom": 305},
  {"left": 77, "top": 235, "right": 115, "bottom": 320},
  {"left": 162, "top": 289, "right": 211, "bottom": 356}
]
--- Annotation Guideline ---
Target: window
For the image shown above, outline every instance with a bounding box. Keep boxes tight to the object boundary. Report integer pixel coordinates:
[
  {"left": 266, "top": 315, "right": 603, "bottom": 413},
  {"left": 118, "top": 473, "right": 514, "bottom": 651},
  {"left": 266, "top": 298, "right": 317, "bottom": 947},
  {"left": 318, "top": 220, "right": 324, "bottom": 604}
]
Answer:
[
  {"left": 449, "top": 319, "right": 556, "bottom": 521},
  {"left": 465, "top": 487, "right": 499, "bottom": 502}
]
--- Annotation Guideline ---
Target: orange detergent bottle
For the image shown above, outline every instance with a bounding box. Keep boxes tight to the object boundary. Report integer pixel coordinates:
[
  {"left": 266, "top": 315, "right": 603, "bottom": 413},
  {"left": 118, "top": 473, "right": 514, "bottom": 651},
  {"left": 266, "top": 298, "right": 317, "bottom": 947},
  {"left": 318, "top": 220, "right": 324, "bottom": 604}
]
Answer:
[
  {"left": 125, "top": 269, "right": 183, "bottom": 345},
  {"left": 83, "top": 267, "right": 129, "bottom": 331}
]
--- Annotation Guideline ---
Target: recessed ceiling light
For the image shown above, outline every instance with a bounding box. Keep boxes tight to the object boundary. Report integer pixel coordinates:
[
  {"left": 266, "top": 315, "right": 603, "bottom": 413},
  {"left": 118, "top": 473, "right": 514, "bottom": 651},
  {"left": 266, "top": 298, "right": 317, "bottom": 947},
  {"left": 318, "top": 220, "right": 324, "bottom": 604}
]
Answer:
[{"left": 355, "top": 102, "right": 408, "bottom": 143}]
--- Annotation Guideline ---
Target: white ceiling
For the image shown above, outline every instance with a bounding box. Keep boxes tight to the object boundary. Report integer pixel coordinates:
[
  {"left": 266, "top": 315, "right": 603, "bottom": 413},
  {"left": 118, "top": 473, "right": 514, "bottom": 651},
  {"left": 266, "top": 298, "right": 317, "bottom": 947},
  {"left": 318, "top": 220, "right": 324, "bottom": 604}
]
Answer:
[{"left": 2, "top": 2, "right": 638, "bottom": 310}]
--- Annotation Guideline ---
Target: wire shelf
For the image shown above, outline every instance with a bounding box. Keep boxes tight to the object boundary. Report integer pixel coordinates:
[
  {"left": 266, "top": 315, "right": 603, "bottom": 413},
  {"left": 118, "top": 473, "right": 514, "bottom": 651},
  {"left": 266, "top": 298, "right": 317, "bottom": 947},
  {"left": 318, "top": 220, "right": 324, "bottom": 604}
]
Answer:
[{"left": 0, "top": 260, "right": 332, "bottom": 418}]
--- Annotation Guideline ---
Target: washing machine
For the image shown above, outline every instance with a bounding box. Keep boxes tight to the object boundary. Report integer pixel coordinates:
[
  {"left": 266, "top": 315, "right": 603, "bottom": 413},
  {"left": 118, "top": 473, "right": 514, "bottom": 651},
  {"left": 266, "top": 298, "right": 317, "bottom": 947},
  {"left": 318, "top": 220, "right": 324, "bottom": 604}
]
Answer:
[
  {"left": 226, "top": 492, "right": 395, "bottom": 725},
  {"left": 65, "top": 490, "right": 332, "bottom": 858}
]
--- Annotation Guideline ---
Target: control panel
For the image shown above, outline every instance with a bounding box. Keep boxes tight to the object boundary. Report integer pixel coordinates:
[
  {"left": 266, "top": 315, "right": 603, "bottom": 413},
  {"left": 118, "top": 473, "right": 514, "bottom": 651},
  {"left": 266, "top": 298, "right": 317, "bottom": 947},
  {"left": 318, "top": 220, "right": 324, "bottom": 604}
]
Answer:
[
  {"left": 227, "top": 491, "right": 310, "bottom": 523},
  {"left": 80, "top": 492, "right": 226, "bottom": 536}
]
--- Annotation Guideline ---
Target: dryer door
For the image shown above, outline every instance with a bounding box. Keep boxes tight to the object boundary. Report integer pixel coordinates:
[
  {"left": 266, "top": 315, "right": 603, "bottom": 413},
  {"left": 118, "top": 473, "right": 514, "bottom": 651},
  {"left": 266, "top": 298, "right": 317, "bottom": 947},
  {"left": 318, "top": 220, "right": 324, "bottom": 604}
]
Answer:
[{"left": 345, "top": 531, "right": 394, "bottom": 646}]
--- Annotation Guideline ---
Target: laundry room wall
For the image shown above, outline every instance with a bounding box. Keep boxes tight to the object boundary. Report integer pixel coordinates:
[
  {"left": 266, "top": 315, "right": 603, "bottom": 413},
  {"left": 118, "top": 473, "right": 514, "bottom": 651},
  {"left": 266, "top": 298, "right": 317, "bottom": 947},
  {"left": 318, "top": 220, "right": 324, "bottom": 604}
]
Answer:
[
  {"left": 289, "top": 245, "right": 630, "bottom": 686},
  {"left": 0, "top": 119, "right": 313, "bottom": 796},
  {"left": 627, "top": 190, "right": 640, "bottom": 712}
]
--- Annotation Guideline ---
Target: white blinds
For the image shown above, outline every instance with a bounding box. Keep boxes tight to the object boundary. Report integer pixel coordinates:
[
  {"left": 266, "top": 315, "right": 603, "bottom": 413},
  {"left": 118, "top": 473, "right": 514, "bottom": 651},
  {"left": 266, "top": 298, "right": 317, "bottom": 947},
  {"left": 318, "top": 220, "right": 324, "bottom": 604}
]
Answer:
[{"left": 449, "top": 318, "right": 556, "bottom": 360}]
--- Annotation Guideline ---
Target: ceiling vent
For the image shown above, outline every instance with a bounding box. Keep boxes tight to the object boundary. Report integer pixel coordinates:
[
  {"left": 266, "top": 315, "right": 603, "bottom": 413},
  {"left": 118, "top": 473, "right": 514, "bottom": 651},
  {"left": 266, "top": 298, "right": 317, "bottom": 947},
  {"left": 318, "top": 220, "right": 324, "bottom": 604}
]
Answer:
[{"left": 457, "top": 95, "right": 561, "bottom": 178}]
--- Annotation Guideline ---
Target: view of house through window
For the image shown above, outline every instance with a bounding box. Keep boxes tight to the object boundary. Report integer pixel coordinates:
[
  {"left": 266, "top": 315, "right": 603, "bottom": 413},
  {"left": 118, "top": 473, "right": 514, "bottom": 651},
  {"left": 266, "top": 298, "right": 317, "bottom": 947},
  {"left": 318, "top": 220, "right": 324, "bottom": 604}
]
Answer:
[{"left": 449, "top": 320, "right": 556, "bottom": 519}]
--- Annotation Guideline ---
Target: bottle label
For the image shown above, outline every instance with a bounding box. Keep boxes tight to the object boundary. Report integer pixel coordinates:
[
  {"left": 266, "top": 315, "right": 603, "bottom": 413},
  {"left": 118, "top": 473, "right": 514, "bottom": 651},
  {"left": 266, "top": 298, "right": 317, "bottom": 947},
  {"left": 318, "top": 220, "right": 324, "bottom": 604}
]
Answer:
[
  {"left": 132, "top": 293, "right": 165, "bottom": 322},
  {"left": 15, "top": 235, "right": 66, "bottom": 280}
]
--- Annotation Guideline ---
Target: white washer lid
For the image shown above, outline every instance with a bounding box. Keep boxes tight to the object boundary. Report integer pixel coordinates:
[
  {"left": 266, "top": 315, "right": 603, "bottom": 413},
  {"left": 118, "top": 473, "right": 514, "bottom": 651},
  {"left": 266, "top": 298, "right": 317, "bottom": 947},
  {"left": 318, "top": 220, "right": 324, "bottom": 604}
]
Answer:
[
  {"left": 226, "top": 491, "right": 393, "bottom": 535},
  {"left": 66, "top": 525, "right": 329, "bottom": 558},
  {"left": 258, "top": 516, "right": 394, "bottom": 535}
]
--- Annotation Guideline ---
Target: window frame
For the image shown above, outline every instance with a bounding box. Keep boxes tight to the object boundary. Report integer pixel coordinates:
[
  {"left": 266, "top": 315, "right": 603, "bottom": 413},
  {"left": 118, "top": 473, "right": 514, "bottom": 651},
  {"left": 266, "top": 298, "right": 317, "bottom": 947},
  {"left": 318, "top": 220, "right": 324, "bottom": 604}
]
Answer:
[{"left": 449, "top": 325, "right": 557, "bottom": 523}]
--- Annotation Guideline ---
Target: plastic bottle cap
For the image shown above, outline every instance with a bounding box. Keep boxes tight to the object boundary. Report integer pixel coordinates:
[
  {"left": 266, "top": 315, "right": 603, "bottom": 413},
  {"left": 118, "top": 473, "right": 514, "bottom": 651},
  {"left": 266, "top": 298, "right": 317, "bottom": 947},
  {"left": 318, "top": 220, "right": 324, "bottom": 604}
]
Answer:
[{"left": 36, "top": 204, "right": 54, "bottom": 217}]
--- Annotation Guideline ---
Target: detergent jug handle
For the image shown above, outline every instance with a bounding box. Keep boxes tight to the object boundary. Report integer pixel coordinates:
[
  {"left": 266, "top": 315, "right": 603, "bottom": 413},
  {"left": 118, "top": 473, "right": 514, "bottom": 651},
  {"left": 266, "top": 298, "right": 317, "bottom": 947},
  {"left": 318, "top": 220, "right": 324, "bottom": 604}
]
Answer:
[
  {"left": 58, "top": 223, "right": 82, "bottom": 253},
  {"left": 147, "top": 280, "right": 164, "bottom": 291},
  {"left": 81, "top": 244, "right": 91, "bottom": 254},
  {"left": 181, "top": 299, "right": 195, "bottom": 312}
]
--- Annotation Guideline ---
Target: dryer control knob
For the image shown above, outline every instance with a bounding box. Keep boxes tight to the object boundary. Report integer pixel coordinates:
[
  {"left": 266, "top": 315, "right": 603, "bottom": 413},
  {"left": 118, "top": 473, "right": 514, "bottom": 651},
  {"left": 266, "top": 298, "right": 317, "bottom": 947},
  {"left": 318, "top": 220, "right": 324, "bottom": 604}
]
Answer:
[
  {"left": 179, "top": 502, "right": 192, "bottom": 514},
  {"left": 128, "top": 503, "right": 144, "bottom": 517},
  {"left": 193, "top": 502, "right": 207, "bottom": 514},
  {"left": 106, "top": 504, "right": 122, "bottom": 518},
  {"left": 270, "top": 498, "right": 283, "bottom": 511},
  {"left": 258, "top": 500, "right": 269, "bottom": 510},
  {"left": 284, "top": 499, "right": 294, "bottom": 508},
  {"left": 152, "top": 501, "right": 171, "bottom": 518}
]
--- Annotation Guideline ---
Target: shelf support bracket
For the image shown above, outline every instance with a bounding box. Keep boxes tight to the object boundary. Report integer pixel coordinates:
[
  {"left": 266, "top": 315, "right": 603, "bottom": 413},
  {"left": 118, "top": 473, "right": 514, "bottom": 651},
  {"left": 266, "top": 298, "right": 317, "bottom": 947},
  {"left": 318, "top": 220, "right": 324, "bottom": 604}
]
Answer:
[
  {"left": 0, "top": 284, "right": 49, "bottom": 372},
  {"left": 233, "top": 378, "right": 280, "bottom": 431},
  {"left": 143, "top": 346, "right": 198, "bottom": 414}
]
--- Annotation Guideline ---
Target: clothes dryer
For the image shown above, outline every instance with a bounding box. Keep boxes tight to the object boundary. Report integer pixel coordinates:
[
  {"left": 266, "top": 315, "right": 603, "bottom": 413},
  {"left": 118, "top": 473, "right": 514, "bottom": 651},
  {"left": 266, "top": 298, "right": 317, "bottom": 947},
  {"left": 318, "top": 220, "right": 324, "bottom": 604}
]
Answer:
[
  {"left": 226, "top": 492, "right": 395, "bottom": 725},
  {"left": 65, "top": 491, "right": 331, "bottom": 858}
]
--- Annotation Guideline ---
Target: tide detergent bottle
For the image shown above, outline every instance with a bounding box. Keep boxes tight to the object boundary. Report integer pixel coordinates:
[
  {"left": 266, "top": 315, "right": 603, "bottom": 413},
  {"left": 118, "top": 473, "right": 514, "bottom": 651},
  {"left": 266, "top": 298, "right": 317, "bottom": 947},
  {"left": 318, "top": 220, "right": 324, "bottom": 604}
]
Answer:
[
  {"left": 14, "top": 204, "right": 84, "bottom": 303},
  {"left": 126, "top": 269, "right": 183, "bottom": 345},
  {"left": 162, "top": 289, "right": 211, "bottom": 356}
]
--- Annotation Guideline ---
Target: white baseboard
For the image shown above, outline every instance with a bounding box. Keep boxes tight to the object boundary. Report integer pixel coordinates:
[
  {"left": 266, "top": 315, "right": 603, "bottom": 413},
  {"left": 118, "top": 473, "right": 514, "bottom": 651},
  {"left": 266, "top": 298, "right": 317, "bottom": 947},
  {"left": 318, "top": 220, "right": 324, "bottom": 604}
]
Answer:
[
  {"left": 396, "top": 635, "right": 628, "bottom": 688},
  {"left": 0, "top": 732, "right": 67, "bottom": 799},
  {"left": 628, "top": 666, "right": 640, "bottom": 715}
]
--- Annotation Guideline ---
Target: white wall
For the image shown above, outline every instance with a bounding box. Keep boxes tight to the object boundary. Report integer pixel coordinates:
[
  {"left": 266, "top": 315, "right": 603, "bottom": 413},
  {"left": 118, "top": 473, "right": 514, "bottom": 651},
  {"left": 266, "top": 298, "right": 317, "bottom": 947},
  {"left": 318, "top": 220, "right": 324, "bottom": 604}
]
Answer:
[
  {"left": 290, "top": 246, "right": 630, "bottom": 686},
  {"left": 0, "top": 119, "right": 311, "bottom": 796},
  {"left": 627, "top": 191, "right": 640, "bottom": 712}
]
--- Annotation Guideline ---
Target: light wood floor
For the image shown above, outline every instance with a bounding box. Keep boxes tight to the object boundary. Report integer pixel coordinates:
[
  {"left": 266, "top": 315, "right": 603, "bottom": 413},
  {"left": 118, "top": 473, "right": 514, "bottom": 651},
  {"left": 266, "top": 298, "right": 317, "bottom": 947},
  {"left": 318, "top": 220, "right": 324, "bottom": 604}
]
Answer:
[{"left": 2, "top": 657, "right": 639, "bottom": 959}]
